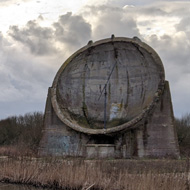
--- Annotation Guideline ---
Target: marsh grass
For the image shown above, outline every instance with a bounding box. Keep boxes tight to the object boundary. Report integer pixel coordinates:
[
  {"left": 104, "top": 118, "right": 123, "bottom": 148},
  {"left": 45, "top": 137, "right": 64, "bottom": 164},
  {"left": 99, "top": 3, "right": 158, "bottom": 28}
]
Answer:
[
  {"left": 0, "top": 145, "right": 35, "bottom": 158},
  {"left": 0, "top": 158, "right": 189, "bottom": 190}
]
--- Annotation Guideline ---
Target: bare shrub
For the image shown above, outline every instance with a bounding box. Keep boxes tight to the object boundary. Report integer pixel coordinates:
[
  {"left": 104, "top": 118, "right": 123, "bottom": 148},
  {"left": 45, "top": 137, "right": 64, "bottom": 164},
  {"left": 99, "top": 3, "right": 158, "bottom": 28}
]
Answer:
[
  {"left": 175, "top": 113, "right": 190, "bottom": 157},
  {"left": 0, "top": 112, "right": 43, "bottom": 156}
]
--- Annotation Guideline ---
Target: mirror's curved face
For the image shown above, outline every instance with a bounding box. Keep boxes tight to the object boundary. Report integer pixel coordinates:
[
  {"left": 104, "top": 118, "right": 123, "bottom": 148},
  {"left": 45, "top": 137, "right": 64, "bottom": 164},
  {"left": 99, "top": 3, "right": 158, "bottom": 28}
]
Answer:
[{"left": 56, "top": 41, "right": 164, "bottom": 130}]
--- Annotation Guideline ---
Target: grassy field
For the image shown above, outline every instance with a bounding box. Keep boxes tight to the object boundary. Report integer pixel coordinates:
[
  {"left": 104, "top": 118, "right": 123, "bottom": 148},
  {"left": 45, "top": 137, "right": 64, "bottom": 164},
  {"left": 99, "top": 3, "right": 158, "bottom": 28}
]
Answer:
[
  {"left": 0, "top": 157, "right": 189, "bottom": 190},
  {"left": 0, "top": 113, "right": 189, "bottom": 189}
]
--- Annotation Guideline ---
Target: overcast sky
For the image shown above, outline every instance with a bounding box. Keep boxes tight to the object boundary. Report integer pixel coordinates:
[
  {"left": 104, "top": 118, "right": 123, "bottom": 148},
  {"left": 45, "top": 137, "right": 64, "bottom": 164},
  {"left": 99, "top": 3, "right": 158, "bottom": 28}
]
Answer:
[{"left": 0, "top": 0, "right": 190, "bottom": 119}]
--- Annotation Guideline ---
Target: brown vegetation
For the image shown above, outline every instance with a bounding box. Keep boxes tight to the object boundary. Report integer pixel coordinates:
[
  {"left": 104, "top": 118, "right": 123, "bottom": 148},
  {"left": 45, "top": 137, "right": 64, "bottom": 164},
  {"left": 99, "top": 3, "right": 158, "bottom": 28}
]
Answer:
[
  {"left": 0, "top": 113, "right": 190, "bottom": 189},
  {"left": 0, "top": 112, "right": 43, "bottom": 156},
  {"left": 0, "top": 158, "right": 190, "bottom": 190},
  {"left": 175, "top": 113, "right": 190, "bottom": 157}
]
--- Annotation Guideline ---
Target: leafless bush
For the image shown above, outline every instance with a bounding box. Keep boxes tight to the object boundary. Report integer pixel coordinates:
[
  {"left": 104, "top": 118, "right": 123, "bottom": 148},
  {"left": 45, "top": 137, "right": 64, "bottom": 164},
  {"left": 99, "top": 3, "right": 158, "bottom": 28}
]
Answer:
[
  {"left": 0, "top": 112, "right": 43, "bottom": 156},
  {"left": 175, "top": 113, "right": 190, "bottom": 157}
]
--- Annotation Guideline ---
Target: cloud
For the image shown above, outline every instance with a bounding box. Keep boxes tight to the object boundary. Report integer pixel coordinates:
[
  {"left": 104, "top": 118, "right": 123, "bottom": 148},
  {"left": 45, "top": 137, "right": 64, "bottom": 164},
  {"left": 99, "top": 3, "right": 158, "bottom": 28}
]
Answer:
[
  {"left": 81, "top": 5, "right": 140, "bottom": 40},
  {"left": 139, "top": 3, "right": 190, "bottom": 117},
  {"left": 176, "top": 16, "right": 190, "bottom": 31},
  {"left": 53, "top": 12, "right": 92, "bottom": 52},
  {"left": 8, "top": 19, "right": 57, "bottom": 56},
  {"left": 0, "top": 11, "right": 93, "bottom": 119},
  {"left": 0, "top": 31, "right": 56, "bottom": 118},
  {"left": 8, "top": 12, "right": 92, "bottom": 56},
  {"left": 1, "top": 1, "right": 190, "bottom": 119}
]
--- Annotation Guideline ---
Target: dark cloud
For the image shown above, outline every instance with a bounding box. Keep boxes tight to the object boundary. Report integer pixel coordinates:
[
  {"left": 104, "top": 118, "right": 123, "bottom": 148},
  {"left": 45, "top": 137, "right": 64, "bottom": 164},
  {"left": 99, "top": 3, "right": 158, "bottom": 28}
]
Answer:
[
  {"left": 53, "top": 12, "right": 92, "bottom": 51},
  {"left": 8, "top": 20, "right": 57, "bottom": 55},
  {"left": 8, "top": 12, "right": 92, "bottom": 56}
]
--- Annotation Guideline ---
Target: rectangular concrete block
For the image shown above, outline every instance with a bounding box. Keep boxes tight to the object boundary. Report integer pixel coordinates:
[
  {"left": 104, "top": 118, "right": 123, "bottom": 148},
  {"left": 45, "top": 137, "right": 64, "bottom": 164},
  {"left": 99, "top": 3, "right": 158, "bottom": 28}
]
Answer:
[{"left": 85, "top": 144, "right": 115, "bottom": 158}]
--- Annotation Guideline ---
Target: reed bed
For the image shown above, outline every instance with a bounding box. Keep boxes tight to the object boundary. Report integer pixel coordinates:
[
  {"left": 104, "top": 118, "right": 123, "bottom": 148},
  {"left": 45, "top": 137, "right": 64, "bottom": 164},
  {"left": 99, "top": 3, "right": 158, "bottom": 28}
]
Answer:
[{"left": 0, "top": 158, "right": 189, "bottom": 190}]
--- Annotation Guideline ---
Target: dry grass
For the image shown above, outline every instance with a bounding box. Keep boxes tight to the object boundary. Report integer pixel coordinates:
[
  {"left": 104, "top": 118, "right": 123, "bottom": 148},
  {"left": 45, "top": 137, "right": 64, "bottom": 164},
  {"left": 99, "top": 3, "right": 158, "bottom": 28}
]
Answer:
[
  {"left": 0, "top": 145, "right": 35, "bottom": 157},
  {"left": 0, "top": 158, "right": 189, "bottom": 190}
]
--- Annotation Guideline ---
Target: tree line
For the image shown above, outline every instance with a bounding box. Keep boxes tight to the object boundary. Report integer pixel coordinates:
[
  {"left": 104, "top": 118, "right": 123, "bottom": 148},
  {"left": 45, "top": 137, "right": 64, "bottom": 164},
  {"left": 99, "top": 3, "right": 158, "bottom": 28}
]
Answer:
[
  {"left": 0, "top": 112, "right": 43, "bottom": 155},
  {"left": 175, "top": 113, "right": 190, "bottom": 156},
  {"left": 0, "top": 112, "right": 189, "bottom": 157}
]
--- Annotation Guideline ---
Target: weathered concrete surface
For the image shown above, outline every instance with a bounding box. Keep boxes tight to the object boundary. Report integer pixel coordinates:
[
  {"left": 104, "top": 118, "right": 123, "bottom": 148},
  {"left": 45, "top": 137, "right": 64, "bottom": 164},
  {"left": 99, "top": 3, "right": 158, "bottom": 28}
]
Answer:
[
  {"left": 39, "top": 36, "right": 180, "bottom": 158},
  {"left": 136, "top": 81, "right": 180, "bottom": 158},
  {"left": 56, "top": 41, "right": 163, "bottom": 127},
  {"left": 39, "top": 88, "right": 88, "bottom": 156},
  {"left": 51, "top": 37, "right": 165, "bottom": 134},
  {"left": 86, "top": 144, "right": 115, "bottom": 158}
]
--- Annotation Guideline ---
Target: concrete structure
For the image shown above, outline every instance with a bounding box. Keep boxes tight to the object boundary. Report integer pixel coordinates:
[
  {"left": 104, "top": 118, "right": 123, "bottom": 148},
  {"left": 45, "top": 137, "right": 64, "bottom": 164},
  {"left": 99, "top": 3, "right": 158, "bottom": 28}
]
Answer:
[{"left": 39, "top": 36, "right": 180, "bottom": 158}]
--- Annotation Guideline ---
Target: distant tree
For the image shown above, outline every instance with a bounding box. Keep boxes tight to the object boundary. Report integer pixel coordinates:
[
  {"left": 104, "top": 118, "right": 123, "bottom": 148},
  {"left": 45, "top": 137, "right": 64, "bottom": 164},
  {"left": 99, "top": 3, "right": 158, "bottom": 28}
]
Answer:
[
  {"left": 175, "top": 113, "right": 190, "bottom": 156},
  {"left": 0, "top": 112, "right": 44, "bottom": 152}
]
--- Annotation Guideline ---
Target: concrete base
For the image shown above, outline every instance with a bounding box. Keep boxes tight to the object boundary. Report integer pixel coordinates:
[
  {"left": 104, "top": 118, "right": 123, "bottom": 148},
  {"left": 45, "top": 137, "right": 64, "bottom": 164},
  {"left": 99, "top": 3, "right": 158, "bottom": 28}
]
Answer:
[
  {"left": 86, "top": 144, "right": 115, "bottom": 158},
  {"left": 39, "top": 81, "right": 180, "bottom": 158}
]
